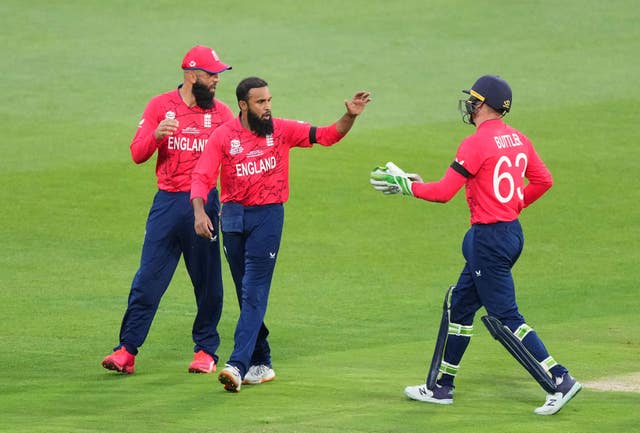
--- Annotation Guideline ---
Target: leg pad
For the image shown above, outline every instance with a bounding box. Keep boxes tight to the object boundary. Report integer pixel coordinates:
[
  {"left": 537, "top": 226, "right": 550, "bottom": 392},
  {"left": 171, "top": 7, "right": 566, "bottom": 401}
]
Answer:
[
  {"left": 426, "top": 286, "right": 454, "bottom": 388},
  {"left": 481, "top": 315, "right": 557, "bottom": 393}
]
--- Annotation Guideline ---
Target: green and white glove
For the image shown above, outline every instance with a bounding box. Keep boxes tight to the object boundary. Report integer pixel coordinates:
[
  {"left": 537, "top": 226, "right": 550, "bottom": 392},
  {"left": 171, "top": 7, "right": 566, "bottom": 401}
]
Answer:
[{"left": 370, "top": 162, "right": 418, "bottom": 196}]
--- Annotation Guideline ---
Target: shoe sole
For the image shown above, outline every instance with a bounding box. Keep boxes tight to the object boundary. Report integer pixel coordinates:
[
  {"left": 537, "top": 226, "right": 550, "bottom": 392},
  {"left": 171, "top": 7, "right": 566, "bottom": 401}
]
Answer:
[
  {"left": 218, "top": 371, "right": 241, "bottom": 392},
  {"left": 404, "top": 393, "right": 453, "bottom": 405},
  {"left": 242, "top": 375, "right": 276, "bottom": 385},
  {"left": 188, "top": 368, "right": 214, "bottom": 373},
  {"left": 535, "top": 382, "right": 582, "bottom": 415},
  {"left": 403, "top": 389, "right": 453, "bottom": 405},
  {"left": 102, "top": 360, "right": 134, "bottom": 374},
  {"left": 188, "top": 363, "right": 216, "bottom": 374}
]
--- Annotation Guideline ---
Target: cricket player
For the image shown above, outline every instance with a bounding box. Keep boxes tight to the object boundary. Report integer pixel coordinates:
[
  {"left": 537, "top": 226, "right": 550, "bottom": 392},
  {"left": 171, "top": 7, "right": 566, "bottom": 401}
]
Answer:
[
  {"left": 191, "top": 76, "right": 371, "bottom": 392},
  {"left": 370, "top": 75, "right": 581, "bottom": 415},
  {"left": 102, "top": 46, "right": 234, "bottom": 374}
]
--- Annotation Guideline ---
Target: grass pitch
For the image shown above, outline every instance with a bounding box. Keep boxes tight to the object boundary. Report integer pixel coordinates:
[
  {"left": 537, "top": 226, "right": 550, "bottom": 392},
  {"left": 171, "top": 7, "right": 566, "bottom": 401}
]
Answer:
[{"left": 1, "top": 1, "right": 639, "bottom": 432}]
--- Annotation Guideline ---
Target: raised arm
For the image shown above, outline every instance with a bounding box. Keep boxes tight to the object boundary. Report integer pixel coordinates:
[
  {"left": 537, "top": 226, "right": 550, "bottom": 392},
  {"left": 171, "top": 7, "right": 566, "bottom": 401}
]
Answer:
[{"left": 335, "top": 91, "right": 372, "bottom": 134}]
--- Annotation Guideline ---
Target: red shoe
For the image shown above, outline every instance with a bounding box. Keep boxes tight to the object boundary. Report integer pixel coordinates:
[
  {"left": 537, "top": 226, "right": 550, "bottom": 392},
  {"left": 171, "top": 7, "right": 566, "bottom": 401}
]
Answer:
[
  {"left": 102, "top": 347, "right": 135, "bottom": 374},
  {"left": 188, "top": 350, "right": 216, "bottom": 373}
]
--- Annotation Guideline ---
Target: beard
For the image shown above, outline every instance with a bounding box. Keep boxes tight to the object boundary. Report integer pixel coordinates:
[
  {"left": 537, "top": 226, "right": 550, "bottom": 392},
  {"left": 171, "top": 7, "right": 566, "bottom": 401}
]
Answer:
[
  {"left": 247, "top": 107, "right": 274, "bottom": 137},
  {"left": 192, "top": 80, "right": 214, "bottom": 109}
]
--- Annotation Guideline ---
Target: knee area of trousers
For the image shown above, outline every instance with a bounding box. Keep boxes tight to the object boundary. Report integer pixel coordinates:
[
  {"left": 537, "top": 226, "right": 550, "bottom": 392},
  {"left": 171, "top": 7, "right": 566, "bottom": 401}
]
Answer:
[
  {"left": 242, "top": 287, "right": 269, "bottom": 308},
  {"left": 128, "top": 286, "right": 163, "bottom": 307},
  {"left": 448, "top": 308, "right": 475, "bottom": 327},
  {"left": 200, "top": 293, "right": 223, "bottom": 308}
]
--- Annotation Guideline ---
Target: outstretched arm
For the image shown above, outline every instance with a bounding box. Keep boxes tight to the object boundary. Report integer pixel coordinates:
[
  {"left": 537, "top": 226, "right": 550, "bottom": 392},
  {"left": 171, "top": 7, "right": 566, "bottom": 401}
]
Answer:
[
  {"left": 313, "top": 91, "right": 372, "bottom": 146},
  {"left": 335, "top": 91, "right": 372, "bottom": 134},
  {"left": 412, "top": 167, "right": 466, "bottom": 203},
  {"left": 370, "top": 163, "right": 465, "bottom": 203}
]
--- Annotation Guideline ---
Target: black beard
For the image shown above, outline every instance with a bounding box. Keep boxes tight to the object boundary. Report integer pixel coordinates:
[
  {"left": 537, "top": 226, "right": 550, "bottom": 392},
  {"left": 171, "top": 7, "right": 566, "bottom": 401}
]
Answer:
[
  {"left": 247, "top": 108, "right": 274, "bottom": 136},
  {"left": 192, "top": 81, "right": 214, "bottom": 109}
]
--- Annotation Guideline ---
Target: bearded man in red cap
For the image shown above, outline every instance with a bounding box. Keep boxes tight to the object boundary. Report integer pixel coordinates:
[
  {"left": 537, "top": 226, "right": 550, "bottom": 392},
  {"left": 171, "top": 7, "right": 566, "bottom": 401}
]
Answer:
[{"left": 101, "top": 45, "right": 233, "bottom": 375}]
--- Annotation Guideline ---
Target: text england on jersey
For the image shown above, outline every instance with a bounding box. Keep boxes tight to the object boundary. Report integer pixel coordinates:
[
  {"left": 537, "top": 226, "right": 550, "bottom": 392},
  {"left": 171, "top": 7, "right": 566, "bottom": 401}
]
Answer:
[
  {"left": 167, "top": 137, "right": 207, "bottom": 152},
  {"left": 235, "top": 156, "right": 277, "bottom": 177}
]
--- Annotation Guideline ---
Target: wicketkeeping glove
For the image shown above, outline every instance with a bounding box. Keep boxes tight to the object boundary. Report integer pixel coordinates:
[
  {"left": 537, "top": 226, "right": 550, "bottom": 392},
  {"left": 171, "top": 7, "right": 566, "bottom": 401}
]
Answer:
[{"left": 369, "top": 162, "right": 418, "bottom": 196}]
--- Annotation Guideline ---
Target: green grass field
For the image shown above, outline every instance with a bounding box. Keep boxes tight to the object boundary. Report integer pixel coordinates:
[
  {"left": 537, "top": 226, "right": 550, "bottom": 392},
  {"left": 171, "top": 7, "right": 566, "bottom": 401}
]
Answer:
[{"left": 1, "top": 1, "right": 639, "bottom": 432}]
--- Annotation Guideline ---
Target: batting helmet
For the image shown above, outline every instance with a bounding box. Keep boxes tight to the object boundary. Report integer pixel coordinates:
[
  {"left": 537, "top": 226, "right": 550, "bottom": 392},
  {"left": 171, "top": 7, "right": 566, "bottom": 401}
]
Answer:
[{"left": 463, "top": 75, "right": 512, "bottom": 114}]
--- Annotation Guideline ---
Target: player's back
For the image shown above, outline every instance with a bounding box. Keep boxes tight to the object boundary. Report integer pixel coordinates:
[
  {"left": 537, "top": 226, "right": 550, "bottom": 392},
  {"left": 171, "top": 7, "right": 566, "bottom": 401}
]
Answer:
[{"left": 457, "top": 118, "right": 537, "bottom": 224}]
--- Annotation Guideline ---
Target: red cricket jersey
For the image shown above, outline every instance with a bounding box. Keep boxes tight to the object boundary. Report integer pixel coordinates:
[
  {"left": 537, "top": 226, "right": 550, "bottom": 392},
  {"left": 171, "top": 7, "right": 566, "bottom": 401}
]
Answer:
[
  {"left": 129, "top": 88, "right": 234, "bottom": 192},
  {"left": 191, "top": 117, "right": 344, "bottom": 206},
  {"left": 413, "top": 118, "right": 553, "bottom": 225}
]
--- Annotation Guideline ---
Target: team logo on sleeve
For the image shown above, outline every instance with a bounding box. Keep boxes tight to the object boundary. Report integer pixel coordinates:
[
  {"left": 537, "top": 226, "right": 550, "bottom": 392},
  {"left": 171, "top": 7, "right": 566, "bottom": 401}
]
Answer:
[{"left": 230, "top": 139, "right": 243, "bottom": 155}]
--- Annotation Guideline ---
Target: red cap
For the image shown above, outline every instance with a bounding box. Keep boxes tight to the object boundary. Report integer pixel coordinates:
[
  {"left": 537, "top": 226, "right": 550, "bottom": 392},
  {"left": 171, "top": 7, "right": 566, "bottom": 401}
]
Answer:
[{"left": 181, "top": 45, "right": 231, "bottom": 74}]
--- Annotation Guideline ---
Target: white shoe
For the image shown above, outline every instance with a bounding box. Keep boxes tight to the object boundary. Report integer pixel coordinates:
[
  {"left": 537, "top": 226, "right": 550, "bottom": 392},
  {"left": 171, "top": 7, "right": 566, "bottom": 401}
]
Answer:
[
  {"left": 404, "top": 384, "right": 453, "bottom": 405},
  {"left": 218, "top": 364, "right": 242, "bottom": 392},
  {"left": 243, "top": 364, "right": 276, "bottom": 385},
  {"left": 534, "top": 373, "right": 582, "bottom": 415}
]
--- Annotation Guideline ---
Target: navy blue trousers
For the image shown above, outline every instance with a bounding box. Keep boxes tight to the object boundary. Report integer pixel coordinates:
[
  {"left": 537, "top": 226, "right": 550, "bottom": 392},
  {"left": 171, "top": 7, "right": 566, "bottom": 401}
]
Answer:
[
  {"left": 221, "top": 203, "right": 284, "bottom": 377},
  {"left": 452, "top": 221, "right": 526, "bottom": 326},
  {"left": 439, "top": 220, "right": 567, "bottom": 386},
  {"left": 117, "top": 189, "right": 223, "bottom": 360}
]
